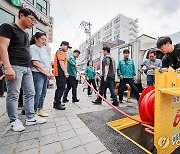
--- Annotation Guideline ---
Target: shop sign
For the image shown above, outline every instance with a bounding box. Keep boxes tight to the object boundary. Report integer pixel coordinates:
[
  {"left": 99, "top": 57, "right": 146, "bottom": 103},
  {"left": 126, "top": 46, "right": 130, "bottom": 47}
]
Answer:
[{"left": 22, "top": 3, "right": 49, "bottom": 26}]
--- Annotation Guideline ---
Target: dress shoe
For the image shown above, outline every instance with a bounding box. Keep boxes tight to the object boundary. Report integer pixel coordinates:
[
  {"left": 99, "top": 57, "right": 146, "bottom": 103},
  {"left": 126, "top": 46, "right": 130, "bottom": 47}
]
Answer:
[
  {"left": 92, "top": 99, "right": 101, "bottom": 105},
  {"left": 62, "top": 99, "right": 69, "bottom": 103},
  {"left": 112, "top": 101, "right": 119, "bottom": 106},
  {"left": 72, "top": 99, "right": 80, "bottom": 103}
]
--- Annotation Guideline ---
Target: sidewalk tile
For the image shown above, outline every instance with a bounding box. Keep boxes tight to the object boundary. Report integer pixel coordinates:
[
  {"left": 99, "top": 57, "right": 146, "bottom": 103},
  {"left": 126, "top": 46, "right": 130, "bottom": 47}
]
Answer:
[
  {"left": 17, "top": 148, "right": 39, "bottom": 154},
  {"left": 74, "top": 127, "right": 91, "bottom": 136},
  {"left": 71, "top": 121, "right": 86, "bottom": 129},
  {"left": 68, "top": 118, "right": 82, "bottom": 124},
  {"left": 55, "top": 120, "right": 70, "bottom": 127},
  {"left": 0, "top": 134, "right": 19, "bottom": 146},
  {"left": 79, "top": 133, "right": 98, "bottom": 145},
  {"left": 40, "top": 127, "right": 57, "bottom": 137},
  {"left": 84, "top": 140, "right": 106, "bottom": 154},
  {"left": 99, "top": 150, "right": 112, "bottom": 154},
  {"left": 58, "top": 130, "right": 76, "bottom": 141},
  {"left": 40, "top": 122, "right": 56, "bottom": 130},
  {"left": 57, "top": 124, "right": 72, "bottom": 133},
  {"left": 40, "top": 134, "right": 59, "bottom": 146},
  {"left": 61, "top": 136, "right": 81, "bottom": 150},
  {"left": 15, "top": 139, "right": 39, "bottom": 152},
  {"left": 40, "top": 142, "right": 63, "bottom": 154},
  {"left": 19, "top": 130, "right": 40, "bottom": 141},
  {"left": 64, "top": 146, "right": 88, "bottom": 154}
]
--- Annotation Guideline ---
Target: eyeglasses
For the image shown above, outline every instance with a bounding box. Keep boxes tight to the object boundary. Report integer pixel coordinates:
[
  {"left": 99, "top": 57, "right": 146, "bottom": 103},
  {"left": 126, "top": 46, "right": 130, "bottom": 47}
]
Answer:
[{"left": 26, "top": 16, "right": 37, "bottom": 23}]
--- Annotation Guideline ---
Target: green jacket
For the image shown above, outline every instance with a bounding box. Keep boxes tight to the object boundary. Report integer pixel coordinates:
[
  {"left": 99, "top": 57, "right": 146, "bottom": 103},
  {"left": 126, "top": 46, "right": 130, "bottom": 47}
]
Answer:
[
  {"left": 117, "top": 58, "right": 136, "bottom": 78},
  {"left": 85, "top": 66, "right": 96, "bottom": 79},
  {"left": 67, "top": 55, "right": 77, "bottom": 77}
]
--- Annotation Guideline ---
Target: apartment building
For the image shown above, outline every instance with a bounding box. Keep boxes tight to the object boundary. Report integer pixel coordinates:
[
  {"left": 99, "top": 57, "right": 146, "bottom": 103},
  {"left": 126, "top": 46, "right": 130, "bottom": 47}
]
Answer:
[{"left": 79, "top": 13, "right": 138, "bottom": 51}]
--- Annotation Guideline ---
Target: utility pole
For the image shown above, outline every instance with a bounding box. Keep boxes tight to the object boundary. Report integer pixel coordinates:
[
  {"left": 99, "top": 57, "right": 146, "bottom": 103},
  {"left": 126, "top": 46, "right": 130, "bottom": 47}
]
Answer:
[{"left": 80, "top": 21, "right": 92, "bottom": 60}]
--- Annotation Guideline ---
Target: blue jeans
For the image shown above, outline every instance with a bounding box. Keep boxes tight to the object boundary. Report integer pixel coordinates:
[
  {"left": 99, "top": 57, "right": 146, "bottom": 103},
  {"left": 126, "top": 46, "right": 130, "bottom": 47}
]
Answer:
[
  {"left": 32, "top": 72, "right": 48, "bottom": 112},
  {"left": 147, "top": 75, "right": 154, "bottom": 86},
  {"left": 5, "top": 65, "right": 35, "bottom": 122}
]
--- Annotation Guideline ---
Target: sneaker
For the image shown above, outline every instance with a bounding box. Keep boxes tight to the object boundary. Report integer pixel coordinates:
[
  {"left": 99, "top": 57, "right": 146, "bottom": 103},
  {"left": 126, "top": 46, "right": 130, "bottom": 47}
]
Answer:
[
  {"left": 11, "top": 119, "right": 25, "bottom": 132},
  {"left": 72, "top": 99, "right": 80, "bottom": 103},
  {"left": 53, "top": 103, "right": 66, "bottom": 110},
  {"left": 62, "top": 99, "right": 69, "bottom": 103},
  {"left": 26, "top": 115, "right": 47, "bottom": 126},
  {"left": 37, "top": 110, "right": 48, "bottom": 117}
]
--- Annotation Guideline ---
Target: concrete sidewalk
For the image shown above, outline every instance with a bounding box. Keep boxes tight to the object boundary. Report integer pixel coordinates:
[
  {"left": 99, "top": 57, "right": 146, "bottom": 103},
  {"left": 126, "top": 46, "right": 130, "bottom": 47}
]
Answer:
[{"left": 0, "top": 84, "right": 131, "bottom": 154}]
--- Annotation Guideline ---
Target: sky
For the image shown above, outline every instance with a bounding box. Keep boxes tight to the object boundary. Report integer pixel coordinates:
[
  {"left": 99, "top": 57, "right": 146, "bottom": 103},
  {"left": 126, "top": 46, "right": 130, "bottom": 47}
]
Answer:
[{"left": 49, "top": 0, "right": 180, "bottom": 55}]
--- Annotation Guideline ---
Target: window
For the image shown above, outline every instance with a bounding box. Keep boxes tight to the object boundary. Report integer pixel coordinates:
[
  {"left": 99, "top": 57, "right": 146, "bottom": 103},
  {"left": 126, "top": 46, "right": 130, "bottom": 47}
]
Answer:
[
  {"left": 0, "top": 9, "right": 15, "bottom": 25},
  {"left": 26, "top": 0, "right": 34, "bottom": 5},
  {"left": 25, "top": 28, "right": 33, "bottom": 39},
  {"left": 36, "top": 0, "right": 47, "bottom": 15},
  {"left": 36, "top": 28, "right": 45, "bottom": 33}
]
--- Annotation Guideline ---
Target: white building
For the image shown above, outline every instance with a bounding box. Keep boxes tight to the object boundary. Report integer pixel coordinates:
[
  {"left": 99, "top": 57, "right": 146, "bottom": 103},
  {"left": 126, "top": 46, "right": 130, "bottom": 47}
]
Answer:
[
  {"left": 79, "top": 13, "right": 139, "bottom": 51},
  {"left": 0, "top": 0, "right": 53, "bottom": 47}
]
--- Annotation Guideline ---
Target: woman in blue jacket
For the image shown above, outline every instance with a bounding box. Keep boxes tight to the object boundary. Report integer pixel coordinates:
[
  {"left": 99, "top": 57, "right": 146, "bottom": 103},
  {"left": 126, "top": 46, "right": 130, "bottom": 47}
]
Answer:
[{"left": 85, "top": 61, "right": 97, "bottom": 96}]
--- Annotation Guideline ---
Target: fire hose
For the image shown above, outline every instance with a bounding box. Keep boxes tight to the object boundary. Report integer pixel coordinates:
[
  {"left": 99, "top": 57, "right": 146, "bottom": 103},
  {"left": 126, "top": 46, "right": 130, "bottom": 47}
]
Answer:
[{"left": 77, "top": 69, "right": 154, "bottom": 126}]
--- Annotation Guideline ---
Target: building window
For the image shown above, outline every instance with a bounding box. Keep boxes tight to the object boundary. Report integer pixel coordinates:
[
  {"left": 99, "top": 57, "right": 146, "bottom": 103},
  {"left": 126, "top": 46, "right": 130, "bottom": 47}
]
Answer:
[
  {"left": 36, "top": 28, "right": 45, "bottom": 33},
  {"left": 36, "top": 0, "right": 47, "bottom": 15},
  {"left": 26, "top": 28, "right": 33, "bottom": 39},
  {"left": 0, "top": 8, "right": 15, "bottom": 25},
  {"left": 26, "top": 0, "right": 34, "bottom": 5}
]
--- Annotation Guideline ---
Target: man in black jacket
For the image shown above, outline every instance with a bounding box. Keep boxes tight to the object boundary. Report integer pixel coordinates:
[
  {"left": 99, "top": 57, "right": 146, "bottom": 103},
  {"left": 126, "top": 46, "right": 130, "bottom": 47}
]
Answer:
[{"left": 157, "top": 36, "right": 180, "bottom": 70}]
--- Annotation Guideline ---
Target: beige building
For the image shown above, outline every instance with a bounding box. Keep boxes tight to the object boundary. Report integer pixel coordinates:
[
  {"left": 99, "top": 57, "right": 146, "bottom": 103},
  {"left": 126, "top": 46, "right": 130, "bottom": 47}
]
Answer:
[
  {"left": 79, "top": 13, "right": 138, "bottom": 51},
  {"left": 0, "top": 0, "right": 53, "bottom": 47}
]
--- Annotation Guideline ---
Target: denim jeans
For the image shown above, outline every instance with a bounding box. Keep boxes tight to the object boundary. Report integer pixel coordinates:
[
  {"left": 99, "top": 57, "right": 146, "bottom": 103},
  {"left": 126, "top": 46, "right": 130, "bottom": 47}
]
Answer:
[
  {"left": 147, "top": 75, "right": 154, "bottom": 86},
  {"left": 63, "top": 76, "right": 78, "bottom": 101},
  {"left": 98, "top": 76, "right": 118, "bottom": 102},
  {"left": 5, "top": 65, "right": 35, "bottom": 122},
  {"left": 32, "top": 72, "right": 48, "bottom": 112}
]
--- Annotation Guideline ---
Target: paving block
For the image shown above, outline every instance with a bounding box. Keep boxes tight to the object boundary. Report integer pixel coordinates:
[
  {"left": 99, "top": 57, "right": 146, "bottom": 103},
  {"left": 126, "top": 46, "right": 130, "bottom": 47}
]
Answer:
[
  {"left": 62, "top": 136, "right": 82, "bottom": 150},
  {"left": 40, "top": 127, "right": 57, "bottom": 137},
  {"left": 84, "top": 140, "right": 107, "bottom": 154},
  {"left": 74, "top": 127, "right": 91, "bottom": 136},
  {"left": 0, "top": 134, "right": 19, "bottom": 146},
  {"left": 64, "top": 146, "right": 88, "bottom": 154},
  {"left": 40, "top": 142, "right": 63, "bottom": 154},
  {"left": 15, "top": 139, "right": 39, "bottom": 152},
  {"left": 58, "top": 130, "right": 76, "bottom": 141},
  {"left": 57, "top": 124, "right": 72, "bottom": 133},
  {"left": 19, "top": 131, "right": 40, "bottom": 141},
  {"left": 71, "top": 122, "right": 86, "bottom": 129},
  {"left": 79, "top": 133, "right": 98, "bottom": 145},
  {"left": 40, "top": 134, "right": 59, "bottom": 146}
]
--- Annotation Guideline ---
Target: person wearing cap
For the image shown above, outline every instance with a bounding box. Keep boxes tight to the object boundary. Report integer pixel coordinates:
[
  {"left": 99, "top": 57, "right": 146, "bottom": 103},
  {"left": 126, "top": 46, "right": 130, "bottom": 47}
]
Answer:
[
  {"left": 53, "top": 41, "right": 72, "bottom": 110},
  {"left": 62, "top": 50, "right": 80, "bottom": 103},
  {"left": 157, "top": 36, "right": 180, "bottom": 71}
]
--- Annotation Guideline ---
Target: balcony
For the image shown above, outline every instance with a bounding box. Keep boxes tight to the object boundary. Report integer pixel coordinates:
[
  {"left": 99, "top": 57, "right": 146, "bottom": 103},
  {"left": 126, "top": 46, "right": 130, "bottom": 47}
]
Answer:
[{"left": 129, "top": 21, "right": 139, "bottom": 28}]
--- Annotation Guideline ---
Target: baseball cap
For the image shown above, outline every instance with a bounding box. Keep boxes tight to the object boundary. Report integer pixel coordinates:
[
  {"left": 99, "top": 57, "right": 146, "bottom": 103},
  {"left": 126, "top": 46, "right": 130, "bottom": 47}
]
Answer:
[{"left": 60, "top": 41, "right": 72, "bottom": 49}]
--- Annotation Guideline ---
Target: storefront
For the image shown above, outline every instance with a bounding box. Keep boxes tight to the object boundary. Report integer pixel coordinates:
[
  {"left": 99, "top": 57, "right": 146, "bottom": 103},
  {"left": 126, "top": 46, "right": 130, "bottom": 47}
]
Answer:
[{"left": 0, "top": 0, "right": 53, "bottom": 46}]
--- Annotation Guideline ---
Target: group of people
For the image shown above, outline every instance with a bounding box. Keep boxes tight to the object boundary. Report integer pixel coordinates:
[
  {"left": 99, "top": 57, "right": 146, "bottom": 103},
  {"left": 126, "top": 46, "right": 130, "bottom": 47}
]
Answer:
[
  {"left": 0, "top": 8, "right": 51, "bottom": 132},
  {"left": 0, "top": 7, "right": 179, "bottom": 133},
  {"left": 53, "top": 42, "right": 80, "bottom": 110}
]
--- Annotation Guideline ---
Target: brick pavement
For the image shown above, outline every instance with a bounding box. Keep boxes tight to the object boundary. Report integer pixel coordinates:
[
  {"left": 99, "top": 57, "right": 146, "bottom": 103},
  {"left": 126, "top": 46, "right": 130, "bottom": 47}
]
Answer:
[{"left": 0, "top": 84, "right": 124, "bottom": 154}]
